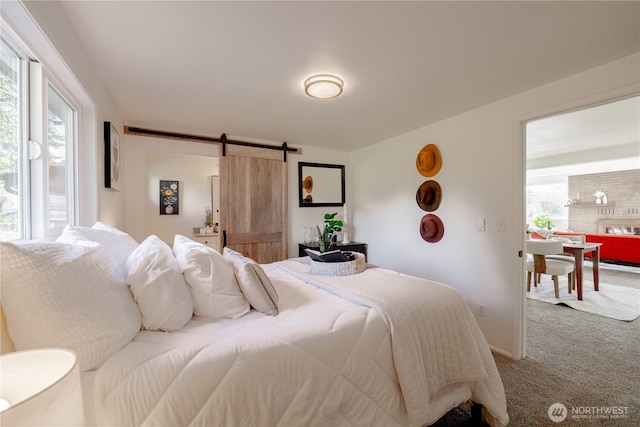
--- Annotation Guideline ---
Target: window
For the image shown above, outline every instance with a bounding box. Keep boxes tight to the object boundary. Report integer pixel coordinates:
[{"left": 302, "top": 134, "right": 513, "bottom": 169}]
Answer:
[
  {"left": 0, "top": 31, "right": 77, "bottom": 241},
  {"left": 526, "top": 181, "right": 568, "bottom": 230},
  {"left": 0, "top": 38, "right": 24, "bottom": 241},
  {"left": 47, "top": 86, "right": 76, "bottom": 230}
]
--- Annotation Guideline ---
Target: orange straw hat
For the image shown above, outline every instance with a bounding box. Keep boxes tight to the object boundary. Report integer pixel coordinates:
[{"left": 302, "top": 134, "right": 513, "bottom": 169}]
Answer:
[
  {"left": 302, "top": 176, "right": 313, "bottom": 193},
  {"left": 416, "top": 144, "right": 442, "bottom": 177}
]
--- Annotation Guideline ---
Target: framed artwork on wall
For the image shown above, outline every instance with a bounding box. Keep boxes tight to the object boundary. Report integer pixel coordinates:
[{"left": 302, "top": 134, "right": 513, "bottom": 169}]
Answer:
[
  {"left": 104, "top": 121, "right": 121, "bottom": 191},
  {"left": 298, "top": 162, "right": 345, "bottom": 207},
  {"left": 160, "top": 180, "right": 179, "bottom": 215}
]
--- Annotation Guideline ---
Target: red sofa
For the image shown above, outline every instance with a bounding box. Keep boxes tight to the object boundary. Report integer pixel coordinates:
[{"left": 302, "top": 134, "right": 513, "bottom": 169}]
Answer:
[{"left": 533, "top": 231, "right": 640, "bottom": 266}]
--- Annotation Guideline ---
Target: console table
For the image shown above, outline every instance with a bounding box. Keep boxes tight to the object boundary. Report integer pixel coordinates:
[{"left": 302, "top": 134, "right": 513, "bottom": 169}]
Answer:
[{"left": 298, "top": 242, "right": 367, "bottom": 260}]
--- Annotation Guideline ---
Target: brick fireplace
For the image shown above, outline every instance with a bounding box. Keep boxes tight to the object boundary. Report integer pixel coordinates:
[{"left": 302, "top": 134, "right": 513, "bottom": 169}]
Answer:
[
  {"left": 599, "top": 219, "right": 640, "bottom": 235},
  {"left": 567, "top": 169, "right": 640, "bottom": 233}
]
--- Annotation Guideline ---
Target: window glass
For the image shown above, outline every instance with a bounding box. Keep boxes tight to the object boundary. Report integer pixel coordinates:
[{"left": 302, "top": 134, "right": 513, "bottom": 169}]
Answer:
[
  {"left": 47, "top": 86, "right": 75, "bottom": 229},
  {"left": 0, "top": 29, "right": 78, "bottom": 241},
  {"left": 0, "top": 38, "right": 24, "bottom": 241},
  {"left": 526, "top": 182, "right": 568, "bottom": 229}
]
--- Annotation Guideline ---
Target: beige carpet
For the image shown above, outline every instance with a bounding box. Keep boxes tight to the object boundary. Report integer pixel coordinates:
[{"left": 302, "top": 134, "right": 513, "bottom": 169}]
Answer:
[{"left": 527, "top": 280, "right": 640, "bottom": 321}]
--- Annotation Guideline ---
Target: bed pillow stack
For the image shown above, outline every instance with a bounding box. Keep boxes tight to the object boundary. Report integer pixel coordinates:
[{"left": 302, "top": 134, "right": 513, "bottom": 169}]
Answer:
[
  {"left": 223, "top": 247, "right": 279, "bottom": 316},
  {"left": 125, "top": 235, "right": 194, "bottom": 331},
  {"left": 0, "top": 240, "right": 142, "bottom": 372}
]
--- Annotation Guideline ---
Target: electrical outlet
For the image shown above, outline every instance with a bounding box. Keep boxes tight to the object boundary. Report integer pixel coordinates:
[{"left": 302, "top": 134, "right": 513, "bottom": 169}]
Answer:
[{"left": 478, "top": 304, "right": 486, "bottom": 317}]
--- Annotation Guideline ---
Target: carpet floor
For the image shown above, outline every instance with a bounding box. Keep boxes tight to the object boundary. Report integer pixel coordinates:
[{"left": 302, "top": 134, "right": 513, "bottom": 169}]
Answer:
[{"left": 433, "top": 261, "right": 640, "bottom": 426}]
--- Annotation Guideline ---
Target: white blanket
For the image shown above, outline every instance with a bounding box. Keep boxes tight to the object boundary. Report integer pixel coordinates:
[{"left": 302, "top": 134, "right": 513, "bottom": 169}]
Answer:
[
  {"left": 87, "top": 264, "right": 508, "bottom": 426},
  {"left": 277, "top": 261, "right": 508, "bottom": 425}
]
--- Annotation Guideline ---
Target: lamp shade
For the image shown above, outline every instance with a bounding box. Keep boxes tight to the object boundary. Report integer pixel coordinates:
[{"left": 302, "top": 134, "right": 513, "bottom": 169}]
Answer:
[
  {"left": 0, "top": 348, "right": 85, "bottom": 426},
  {"left": 304, "top": 74, "right": 344, "bottom": 99}
]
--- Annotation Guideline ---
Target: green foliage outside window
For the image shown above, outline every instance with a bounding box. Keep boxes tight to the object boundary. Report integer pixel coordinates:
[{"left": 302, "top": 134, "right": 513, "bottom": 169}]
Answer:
[{"left": 533, "top": 214, "right": 555, "bottom": 230}]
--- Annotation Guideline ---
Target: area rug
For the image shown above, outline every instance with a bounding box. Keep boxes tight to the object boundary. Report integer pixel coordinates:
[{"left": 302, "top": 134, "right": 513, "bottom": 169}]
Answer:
[{"left": 527, "top": 281, "right": 640, "bottom": 321}]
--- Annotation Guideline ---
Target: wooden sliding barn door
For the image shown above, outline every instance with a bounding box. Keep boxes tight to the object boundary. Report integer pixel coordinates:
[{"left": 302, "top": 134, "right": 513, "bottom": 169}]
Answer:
[{"left": 219, "top": 145, "right": 288, "bottom": 264}]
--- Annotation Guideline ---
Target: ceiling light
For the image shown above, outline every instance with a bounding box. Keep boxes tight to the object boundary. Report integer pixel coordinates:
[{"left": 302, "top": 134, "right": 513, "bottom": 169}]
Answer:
[{"left": 304, "top": 74, "right": 344, "bottom": 99}]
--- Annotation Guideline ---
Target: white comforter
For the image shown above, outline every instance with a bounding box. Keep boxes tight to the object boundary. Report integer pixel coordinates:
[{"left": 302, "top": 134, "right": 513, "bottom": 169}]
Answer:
[
  {"left": 278, "top": 261, "right": 508, "bottom": 425},
  {"left": 86, "top": 263, "right": 508, "bottom": 426}
]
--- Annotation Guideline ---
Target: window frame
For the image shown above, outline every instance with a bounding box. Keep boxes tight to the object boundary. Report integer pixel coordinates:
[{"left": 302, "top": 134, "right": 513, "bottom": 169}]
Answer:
[{"left": 1, "top": 18, "right": 83, "bottom": 241}]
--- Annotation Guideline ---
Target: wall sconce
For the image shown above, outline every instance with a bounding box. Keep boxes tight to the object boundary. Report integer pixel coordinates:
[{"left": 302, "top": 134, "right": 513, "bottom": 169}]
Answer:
[
  {"left": 0, "top": 348, "right": 85, "bottom": 426},
  {"left": 304, "top": 74, "right": 344, "bottom": 99}
]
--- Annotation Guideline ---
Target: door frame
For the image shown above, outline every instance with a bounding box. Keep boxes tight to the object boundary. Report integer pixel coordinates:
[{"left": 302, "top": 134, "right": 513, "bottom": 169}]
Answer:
[{"left": 517, "top": 87, "right": 639, "bottom": 359}]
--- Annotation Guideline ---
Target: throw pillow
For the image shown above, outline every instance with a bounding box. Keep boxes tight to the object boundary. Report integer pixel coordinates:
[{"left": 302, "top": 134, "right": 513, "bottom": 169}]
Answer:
[
  {"left": 56, "top": 222, "right": 138, "bottom": 277},
  {"left": 223, "top": 247, "right": 279, "bottom": 316},
  {"left": 125, "top": 235, "right": 193, "bottom": 331},
  {"left": 173, "top": 235, "right": 249, "bottom": 319},
  {"left": 0, "top": 241, "right": 142, "bottom": 372}
]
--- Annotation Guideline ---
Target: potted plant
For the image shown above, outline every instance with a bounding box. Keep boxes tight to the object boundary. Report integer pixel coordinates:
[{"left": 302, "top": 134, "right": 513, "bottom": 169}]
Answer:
[
  {"left": 316, "top": 212, "right": 343, "bottom": 252},
  {"left": 533, "top": 214, "right": 555, "bottom": 231},
  {"left": 203, "top": 207, "right": 214, "bottom": 232}
]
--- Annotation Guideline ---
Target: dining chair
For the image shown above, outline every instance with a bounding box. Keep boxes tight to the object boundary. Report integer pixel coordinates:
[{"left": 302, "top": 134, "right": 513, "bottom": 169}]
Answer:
[
  {"left": 545, "top": 234, "right": 586, "bottom": 290},
  {"left": 526, "top": 240, "right": 575, "bottom": 298}
]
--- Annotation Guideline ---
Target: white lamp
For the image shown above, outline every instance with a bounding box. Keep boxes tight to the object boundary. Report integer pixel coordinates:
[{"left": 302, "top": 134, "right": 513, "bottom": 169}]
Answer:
[
  {"left": 0, "top": 348, "right": 85, "bottom": 426},
  {"left": 304, "top": 74, "right": 344, "bottom": 99}
]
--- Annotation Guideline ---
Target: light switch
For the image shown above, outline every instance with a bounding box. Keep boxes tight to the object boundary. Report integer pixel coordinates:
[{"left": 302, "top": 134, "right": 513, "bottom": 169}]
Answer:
[
  {"left": 497, "top": 218, "right": 506, "bottom": 232},
  {"left": 477, "top": 217, "right": 485, "bottom": 231}
]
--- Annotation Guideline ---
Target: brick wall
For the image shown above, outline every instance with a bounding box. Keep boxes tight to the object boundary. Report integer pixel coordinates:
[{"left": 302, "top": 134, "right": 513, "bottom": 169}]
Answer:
[{"left": 567, "top": 169, "right": 640, "bottom": 232}]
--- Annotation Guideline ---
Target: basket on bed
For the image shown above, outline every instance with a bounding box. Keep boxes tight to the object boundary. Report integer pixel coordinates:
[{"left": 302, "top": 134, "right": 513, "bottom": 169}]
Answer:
[{"left": 310, "top": 252, "right": 366, "bottom": 276}]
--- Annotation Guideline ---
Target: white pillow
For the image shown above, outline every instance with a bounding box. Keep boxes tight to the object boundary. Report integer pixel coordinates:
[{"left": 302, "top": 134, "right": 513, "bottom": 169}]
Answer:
[
  {"left": 223, "top": 247, "right": 278, "bottom": 316},
  {"left": 125, "top": 235, "right": 193, "bottom": 331},
  {"left": 173, "top": 235, "right": 249, "bottom": 319},
  {"left": 56, "top": 223, "right": 138, "bottom": 277},
  {"left": 0, "top": 241, "right": 141, "bottom": 372}
]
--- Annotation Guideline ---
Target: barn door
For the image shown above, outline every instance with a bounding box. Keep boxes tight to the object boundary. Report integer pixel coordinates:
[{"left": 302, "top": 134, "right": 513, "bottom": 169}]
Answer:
[{"left": 219, "top": 144, "right": 288, "bottom": 263}]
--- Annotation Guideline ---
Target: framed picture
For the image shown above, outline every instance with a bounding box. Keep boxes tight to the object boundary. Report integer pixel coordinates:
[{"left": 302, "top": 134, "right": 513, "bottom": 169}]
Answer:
[
  {"left": 298, "top": 162, "right": 345, "bottom": 207},
  {"left": 160, "top": 180, "right": 179, "bottom": 215},
  {"left": 104, "top": 122, "right": 121, "bottom": 191}
]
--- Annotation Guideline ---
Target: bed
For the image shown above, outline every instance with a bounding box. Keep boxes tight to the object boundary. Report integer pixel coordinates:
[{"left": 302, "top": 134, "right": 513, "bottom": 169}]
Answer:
[{"left": 1, "top": 223, "right": 509, "bottom": 427}]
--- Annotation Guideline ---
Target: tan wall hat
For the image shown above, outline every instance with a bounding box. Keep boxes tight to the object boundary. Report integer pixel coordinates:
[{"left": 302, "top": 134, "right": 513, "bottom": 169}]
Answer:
[
  {"left": 303, "top": 176, "right": 313, "bottom": 193},
  {"left": 416, "top": 144, "right": 442, "bottom": 177}
]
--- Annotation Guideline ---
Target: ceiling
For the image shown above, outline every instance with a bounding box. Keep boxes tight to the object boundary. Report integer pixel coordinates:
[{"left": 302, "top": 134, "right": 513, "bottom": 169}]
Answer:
[
  {"left": 526, "top": 95, "right": 640, "bottom": 181},
  {"left": 57, "top": 1, "right": 640, "bottom": 152}
]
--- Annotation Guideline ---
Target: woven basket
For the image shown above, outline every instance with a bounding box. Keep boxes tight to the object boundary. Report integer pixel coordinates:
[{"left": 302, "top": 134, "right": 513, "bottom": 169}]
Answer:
[{"left": 309, "top": 252, "right": 366, "bottom": 276}]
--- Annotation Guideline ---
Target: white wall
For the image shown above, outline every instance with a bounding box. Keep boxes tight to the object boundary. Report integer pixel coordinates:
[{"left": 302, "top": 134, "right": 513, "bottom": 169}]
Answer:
[
  {"left": 122, "top": 135, "right": 220, "bottom": 243},
  {"left": 144, "top": 153, "right": 218, "bottom": 245},
  {"left": 350, "top": 53, "right": 639, "bottom": 358}
]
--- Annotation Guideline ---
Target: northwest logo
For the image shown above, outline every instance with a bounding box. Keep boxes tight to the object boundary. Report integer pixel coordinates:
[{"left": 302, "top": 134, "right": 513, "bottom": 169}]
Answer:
[{"left": 548, "top": 403, "right": 568, "bottom": 423}]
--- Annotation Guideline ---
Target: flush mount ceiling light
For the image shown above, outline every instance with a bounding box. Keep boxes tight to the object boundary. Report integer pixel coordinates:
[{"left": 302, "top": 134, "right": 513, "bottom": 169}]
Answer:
[{"left": 304, "top": 74, "right": 344, "bottom": 99}]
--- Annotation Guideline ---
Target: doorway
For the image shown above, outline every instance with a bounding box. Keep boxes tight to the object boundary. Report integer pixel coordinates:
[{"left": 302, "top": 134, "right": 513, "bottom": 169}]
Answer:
[{"left": 523, "top": 94, "right": 640, "bottom": 354}]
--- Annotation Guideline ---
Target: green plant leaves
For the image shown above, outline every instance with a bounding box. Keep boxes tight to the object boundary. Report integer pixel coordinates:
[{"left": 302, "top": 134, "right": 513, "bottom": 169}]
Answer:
[
  {"left": 317, "top": 212, "right": 344, "bottom": 252},
  {"left": 533, "top": 214, "right": 555, "bottom": 230}
]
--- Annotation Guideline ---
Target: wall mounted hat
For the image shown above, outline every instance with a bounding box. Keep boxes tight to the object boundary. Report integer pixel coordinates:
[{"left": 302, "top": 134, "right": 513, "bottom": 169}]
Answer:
[
  {"left": 416, "top": 180, "right": 442, "bottom": 212},
  {"left": 419, "top": 214, "right": 444, "bottom": 243},
  {"left": 303, "top": 176, "right": 313, "bottom": 193},
  {"left": 416, "top": 144, "right": 442, "bottom": 177}
]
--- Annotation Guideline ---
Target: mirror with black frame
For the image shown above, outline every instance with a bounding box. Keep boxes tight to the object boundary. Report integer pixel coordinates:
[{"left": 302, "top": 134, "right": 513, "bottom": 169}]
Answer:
[{"left": 298, "top": 162, "right": 345, "bottom": 207}]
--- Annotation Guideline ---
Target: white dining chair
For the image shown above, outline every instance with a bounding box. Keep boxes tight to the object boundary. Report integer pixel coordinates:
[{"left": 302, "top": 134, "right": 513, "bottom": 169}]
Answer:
[
  {"left": 545, "top": 234, "right": 586, "bottom": 290},
  {"left": 526, "top": 239, "right": 575, "bottom": 298}
]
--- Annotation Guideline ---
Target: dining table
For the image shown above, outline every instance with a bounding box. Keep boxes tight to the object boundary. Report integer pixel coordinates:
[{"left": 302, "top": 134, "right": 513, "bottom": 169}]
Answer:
[{"left": 561, "top": 241, "right": 603, "bottom": 300}]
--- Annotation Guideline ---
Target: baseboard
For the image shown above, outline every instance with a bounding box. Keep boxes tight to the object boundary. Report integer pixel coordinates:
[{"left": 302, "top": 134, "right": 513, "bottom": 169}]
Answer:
[{"left": 489, "top": 345, "right": 514, "bottom": 360}]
